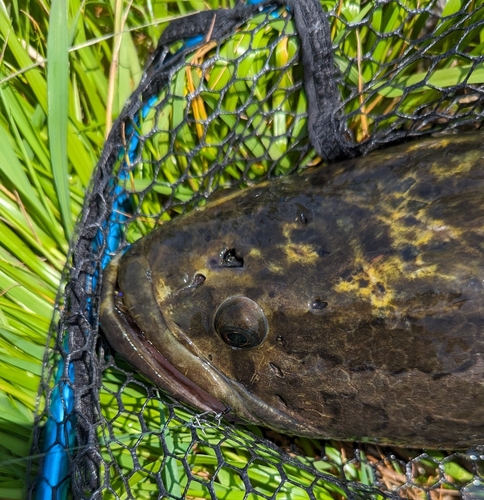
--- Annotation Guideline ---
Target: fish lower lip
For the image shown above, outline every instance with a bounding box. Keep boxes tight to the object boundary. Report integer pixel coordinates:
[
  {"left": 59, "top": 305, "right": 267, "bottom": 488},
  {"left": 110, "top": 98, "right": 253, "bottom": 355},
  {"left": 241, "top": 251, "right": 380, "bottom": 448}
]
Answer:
[
  {"left": 123, "top": 309, "right": 227, "bottom": 414},
  {"left": 145, "top": 338, "right": 227, "bottom": 412}
]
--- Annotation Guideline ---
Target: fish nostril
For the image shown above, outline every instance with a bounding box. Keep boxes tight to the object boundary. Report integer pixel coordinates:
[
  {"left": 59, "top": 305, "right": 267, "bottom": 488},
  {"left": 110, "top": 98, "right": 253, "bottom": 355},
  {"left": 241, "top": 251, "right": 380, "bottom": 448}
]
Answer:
[
  {"left": 275, "top": 394, "right": 288, "bottom": 407},
  {"left": 174, "top": 273, "right": 206, "bottom": 296},
  {"left": 192, "top": 273, "right": 206, "bottom": 286},
  {"left": 276, "top": 335, "right": 288, "bottom": 348},
  {"left": 269, "top": 363, "right": 285, "bottom": 378},
  {"left": 219, "top": 248, "right": 244, "bottom": 268}
]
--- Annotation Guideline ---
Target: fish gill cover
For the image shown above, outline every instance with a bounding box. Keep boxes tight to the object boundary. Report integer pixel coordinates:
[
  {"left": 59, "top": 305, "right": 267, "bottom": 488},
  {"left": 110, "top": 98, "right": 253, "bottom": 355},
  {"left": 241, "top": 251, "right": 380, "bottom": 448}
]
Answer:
[{"left": 28, "top": 0, "right": 484, "bottom": 498}]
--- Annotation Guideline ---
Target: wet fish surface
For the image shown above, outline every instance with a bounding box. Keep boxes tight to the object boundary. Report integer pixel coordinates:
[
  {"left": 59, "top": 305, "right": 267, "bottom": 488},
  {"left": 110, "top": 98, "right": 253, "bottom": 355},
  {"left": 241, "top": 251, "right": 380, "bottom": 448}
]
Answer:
[{"left": 100, "top": 132, "right": 484, "bottom": 448}]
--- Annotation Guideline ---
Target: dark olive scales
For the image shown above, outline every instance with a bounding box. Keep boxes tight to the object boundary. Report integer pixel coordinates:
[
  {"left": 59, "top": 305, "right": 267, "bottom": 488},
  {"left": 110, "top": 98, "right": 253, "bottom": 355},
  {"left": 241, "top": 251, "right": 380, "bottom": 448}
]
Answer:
[{"left": 100, "top": 132, "right": 484, "bottom": 448}]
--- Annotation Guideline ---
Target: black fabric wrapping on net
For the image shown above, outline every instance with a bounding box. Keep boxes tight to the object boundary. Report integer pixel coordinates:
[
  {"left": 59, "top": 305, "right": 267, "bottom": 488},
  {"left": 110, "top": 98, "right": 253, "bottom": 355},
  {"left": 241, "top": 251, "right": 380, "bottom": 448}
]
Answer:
[{"left": 28, "top": 0, "right": 484, "bottom": 498}]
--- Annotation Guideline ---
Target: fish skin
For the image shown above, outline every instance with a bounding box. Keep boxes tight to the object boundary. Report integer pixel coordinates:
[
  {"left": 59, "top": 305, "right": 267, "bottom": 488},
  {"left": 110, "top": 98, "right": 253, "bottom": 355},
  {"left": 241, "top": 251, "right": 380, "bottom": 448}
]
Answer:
[{"left": 100, "top": 132, "right": 484, "bottom": 448}]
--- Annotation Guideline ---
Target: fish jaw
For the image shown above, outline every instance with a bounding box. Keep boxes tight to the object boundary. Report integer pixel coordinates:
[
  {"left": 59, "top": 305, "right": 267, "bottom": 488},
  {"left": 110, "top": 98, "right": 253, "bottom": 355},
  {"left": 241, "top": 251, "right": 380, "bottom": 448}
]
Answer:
[{"left": 99, "top": 253, "right": 227, "bottom": 415}]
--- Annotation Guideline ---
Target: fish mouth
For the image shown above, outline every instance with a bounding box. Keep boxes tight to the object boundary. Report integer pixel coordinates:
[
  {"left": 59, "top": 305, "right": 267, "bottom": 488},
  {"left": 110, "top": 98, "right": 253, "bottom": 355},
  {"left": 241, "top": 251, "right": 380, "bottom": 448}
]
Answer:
[{"left": 100, "top": 254, "right": 227, "bottom": 416}]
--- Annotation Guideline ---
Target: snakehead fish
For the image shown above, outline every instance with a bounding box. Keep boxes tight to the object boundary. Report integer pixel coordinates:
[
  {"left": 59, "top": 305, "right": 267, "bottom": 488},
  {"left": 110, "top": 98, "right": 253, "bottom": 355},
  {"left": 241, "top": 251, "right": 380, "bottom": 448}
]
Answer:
[{"left": 100, "top": 132, "right": 484, "bottom": 448}]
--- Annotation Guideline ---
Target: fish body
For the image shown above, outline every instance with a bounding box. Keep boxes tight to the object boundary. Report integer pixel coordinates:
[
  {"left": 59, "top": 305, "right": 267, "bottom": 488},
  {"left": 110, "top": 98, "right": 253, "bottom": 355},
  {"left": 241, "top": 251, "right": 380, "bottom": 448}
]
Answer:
[{"left": 100, "top": 132, "right": 484, "bottom": 448}]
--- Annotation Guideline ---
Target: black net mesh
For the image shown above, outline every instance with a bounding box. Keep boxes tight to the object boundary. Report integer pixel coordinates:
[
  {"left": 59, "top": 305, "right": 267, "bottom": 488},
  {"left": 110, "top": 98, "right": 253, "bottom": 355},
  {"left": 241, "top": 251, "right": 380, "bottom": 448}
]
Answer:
[
  {"left": 333, "top": 0, "right": 484, "bottom": 148},
  {"left": 28, "top": 0, "right": 484, "bottom": 498}
]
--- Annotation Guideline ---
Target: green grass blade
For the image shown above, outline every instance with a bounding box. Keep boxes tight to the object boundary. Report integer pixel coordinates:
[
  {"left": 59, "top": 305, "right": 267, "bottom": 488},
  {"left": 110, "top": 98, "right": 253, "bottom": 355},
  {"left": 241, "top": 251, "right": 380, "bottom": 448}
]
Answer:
[
  {"left": 0, "top": 11, "right": 48, "bottom": 112},
  {"left": 376, "top": 64, "right": 484, "bottom": 98},
  {"left": 47, "top": 0, "right": 72, "bottom": 238},
  {"left": 0, "top": 126, "right": 55, "bottom": 234}
]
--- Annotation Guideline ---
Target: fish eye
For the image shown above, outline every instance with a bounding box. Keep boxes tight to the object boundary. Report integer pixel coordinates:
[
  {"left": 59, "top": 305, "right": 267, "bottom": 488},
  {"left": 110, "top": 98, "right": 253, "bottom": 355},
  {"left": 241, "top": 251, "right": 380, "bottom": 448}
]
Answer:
[{"left": 214, "top": 297, "right": 268, "bottom": 349}]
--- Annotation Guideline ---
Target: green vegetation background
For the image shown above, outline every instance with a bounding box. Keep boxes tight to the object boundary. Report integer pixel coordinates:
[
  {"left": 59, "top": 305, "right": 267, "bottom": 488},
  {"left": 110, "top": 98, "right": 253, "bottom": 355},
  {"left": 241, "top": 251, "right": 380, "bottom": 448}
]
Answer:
[
  {"left": 0, "top": 2, "right": 231, "bottom": 497},
  {"left": 0, "top": 0, "right": 483, "bottom": 499}
]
